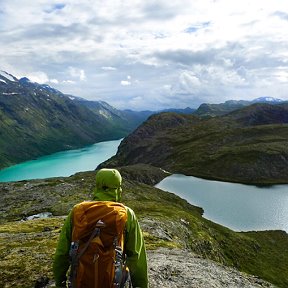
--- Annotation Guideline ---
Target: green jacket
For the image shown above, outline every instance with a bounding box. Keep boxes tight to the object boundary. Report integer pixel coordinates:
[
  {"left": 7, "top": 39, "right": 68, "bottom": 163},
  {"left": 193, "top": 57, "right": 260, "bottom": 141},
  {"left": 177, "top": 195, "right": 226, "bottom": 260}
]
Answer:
[{"left": 53, "top": 183, "right": 148, "bottom": 287}]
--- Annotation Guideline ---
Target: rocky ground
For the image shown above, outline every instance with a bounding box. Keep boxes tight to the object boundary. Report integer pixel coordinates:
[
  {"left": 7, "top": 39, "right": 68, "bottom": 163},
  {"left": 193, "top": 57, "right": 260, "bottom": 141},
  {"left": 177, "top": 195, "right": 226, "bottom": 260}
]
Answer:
[
  {"left": 35, "top": 247, "right": 276, "bottom": 288},
  {"left": 148, "top": 248, "right": 276, "bottom": 288}
]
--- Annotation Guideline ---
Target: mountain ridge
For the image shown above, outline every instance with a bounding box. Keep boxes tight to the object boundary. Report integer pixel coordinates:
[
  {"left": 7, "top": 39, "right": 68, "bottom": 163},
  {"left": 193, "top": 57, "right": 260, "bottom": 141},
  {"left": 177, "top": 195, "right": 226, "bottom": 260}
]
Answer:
[
  {"left": 100, "top": 103, "right": 288, "bottom": 184},
  {"left": 193, "top": 97, "right": 285, "bottom": 118}
]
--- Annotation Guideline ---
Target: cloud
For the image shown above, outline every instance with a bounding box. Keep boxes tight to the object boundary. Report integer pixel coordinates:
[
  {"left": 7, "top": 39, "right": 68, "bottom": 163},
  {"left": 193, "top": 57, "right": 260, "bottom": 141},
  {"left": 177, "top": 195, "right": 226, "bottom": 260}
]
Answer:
[
  {"left": 142, "top": 2, "right": 179, "bottom": 20},
  {"left": 50, "top": 79, "right": 59, "bottom": 84},
  {"left": 153, "top": 49, "right": 217, "bottom": 66},
  {"left": 25, "top": 71, "right": 62, "bottom": 85},
  {"left": 62, "top": 80, "right": 75, "bottom": 84},
  {"left": 101, "top": 66, "right": 117, "bottom": 71},
  {"left": 1, "top": 0, "right": 288, "bottom": 110},
  {"left": 120, "top": 80, "right": 131, "bottom": 86},
  {"left": 68, "top": 67, "right": 86, "bottom": 81},
  {"left": 26, "top": 71, "right": 50, "bottom": 84},
  {"left": 273, "top": 11, "right": 288, "bottom": 21}
]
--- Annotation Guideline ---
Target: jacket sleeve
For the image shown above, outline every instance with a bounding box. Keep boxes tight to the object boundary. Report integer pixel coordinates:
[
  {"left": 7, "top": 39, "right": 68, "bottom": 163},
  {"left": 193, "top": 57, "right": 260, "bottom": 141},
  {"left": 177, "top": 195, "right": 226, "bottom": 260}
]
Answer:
[
  {"left": 53, "top": 211, "right": 73, "bottom": 287},
  {"left": 125, "top": 207, "right": 148, "bottom": 288}
]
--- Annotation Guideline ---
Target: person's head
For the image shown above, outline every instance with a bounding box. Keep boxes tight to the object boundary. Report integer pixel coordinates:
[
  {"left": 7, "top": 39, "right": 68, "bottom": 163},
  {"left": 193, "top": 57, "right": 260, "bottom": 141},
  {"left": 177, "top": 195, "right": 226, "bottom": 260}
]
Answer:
[{"left": 93, "top": 168, "right": 122, "bottom": 202}]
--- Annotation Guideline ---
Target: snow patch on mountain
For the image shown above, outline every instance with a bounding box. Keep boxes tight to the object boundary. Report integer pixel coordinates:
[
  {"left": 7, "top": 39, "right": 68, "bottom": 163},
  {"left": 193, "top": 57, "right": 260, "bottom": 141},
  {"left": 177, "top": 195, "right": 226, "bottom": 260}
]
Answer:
[
  {"left": 2, "top": 92, "right": 18, "bottom": 95},
  {"left": 0, "top": 70, "right": 17, "bottom": 82},
  {"left": 253, "top": 97, "right": 283, "bottom": 103},
  {"left": 99, "top": 109, "right": 112, "bottom": 119}
]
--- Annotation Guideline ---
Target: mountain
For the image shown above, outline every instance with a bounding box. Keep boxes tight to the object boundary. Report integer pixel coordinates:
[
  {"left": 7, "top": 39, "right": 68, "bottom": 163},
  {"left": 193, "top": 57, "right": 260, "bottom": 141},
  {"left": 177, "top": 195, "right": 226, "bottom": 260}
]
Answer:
[
  {"left": 72, "top": 98, "right": 155, "bottom": 133},
  {"left": 193, "top": 100, "right": 249, "bottom": 117},
  {"left": 0, "top": 71, "right": 143, "bottom": 169},
  {"left": 252, "top": 96, "right": 283, "bottom": 103},
  {"left": 100, "top": 103, "right": 288, "bottom": 184},
  {"left": 193, "top": 97, "right": 284, "bottom": 118},
  {"left": 160, "top": 107, "right": 196, "bottom": 114},
  {"left": 75, "top": 98, "right": 195, "bottom": 129},
  {"left": 0, "top": 70, "right": 198, "bottom": 170}
]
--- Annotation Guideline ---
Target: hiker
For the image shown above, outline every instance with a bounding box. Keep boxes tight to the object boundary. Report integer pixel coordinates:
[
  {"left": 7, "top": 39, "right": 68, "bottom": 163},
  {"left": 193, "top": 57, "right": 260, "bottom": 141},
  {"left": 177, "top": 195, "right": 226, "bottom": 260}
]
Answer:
[{"left": 53, "top": 168, "right": 148, "bottom": 288}]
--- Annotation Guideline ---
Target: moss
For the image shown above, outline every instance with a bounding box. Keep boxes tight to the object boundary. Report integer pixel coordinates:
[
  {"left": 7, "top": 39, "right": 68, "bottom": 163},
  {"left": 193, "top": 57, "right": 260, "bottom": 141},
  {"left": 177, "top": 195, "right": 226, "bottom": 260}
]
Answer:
[
  {"left": 0, "top": 218, "right": 64, "bottom": 288},
  {"left": 143, "top": 232, "right": 182, "bottom": 250},
  {"left": 0, "top": 218, "right": 63, "bottom": 234}
]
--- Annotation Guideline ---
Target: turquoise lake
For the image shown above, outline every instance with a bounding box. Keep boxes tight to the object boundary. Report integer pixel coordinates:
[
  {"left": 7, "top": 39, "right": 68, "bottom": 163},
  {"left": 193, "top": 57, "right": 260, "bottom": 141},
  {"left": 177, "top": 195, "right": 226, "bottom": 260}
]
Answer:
[
  {"left": 1, "top": 138, "right": 287, "bottom": 232},
  {"left": 0, "top": 139, "right": 122, "bottom": 182}
]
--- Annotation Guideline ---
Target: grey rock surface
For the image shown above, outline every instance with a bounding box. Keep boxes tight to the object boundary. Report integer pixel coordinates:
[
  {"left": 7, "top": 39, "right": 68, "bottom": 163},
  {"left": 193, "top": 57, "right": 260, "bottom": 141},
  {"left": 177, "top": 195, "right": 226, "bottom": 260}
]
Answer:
[{"left": 148, "top": 248, "right": 276, "bottom": 288}]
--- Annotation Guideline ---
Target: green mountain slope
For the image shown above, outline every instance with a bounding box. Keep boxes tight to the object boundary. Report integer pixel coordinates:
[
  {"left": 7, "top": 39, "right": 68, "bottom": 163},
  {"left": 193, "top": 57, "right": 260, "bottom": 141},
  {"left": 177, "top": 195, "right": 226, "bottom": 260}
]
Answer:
[
  {"left": 100, "top": 103, "right": 288, "bottom": 184},
  {"left": 0, "top": 73, "right": 143, "bottom": 169}
]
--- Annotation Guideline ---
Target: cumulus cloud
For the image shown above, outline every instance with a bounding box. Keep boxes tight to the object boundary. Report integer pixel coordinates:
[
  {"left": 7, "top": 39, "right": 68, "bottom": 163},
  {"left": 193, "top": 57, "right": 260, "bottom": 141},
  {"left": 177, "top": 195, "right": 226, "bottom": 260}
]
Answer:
[
  {"left": 68, "top": 67, "right": 86, "bottom": 81},
  {"left": 26, "top": 72, "right": 49, "bottom": 84},
  {"left": 1, "top": 0, "right": 288, "bottom": 110},
  {"left": 50, "top": 79, "right": 59, "bottom": 84},
  {"left": 120, "top": 80, "right": 131, "bottom": 86},
  {"left": 24, "top": 71, "right": 62, "bottom": 85}
]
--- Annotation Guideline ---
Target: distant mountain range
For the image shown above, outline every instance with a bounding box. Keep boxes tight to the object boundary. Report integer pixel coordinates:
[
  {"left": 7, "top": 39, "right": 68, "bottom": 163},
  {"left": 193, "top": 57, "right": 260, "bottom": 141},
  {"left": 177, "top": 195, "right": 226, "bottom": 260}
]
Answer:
[
  {"left": 100, "top": 102, "right": 288, "bottom": 184},
  {"left": 0, "top": 69, "right": 286, "bottom": 171},
  {"left": 193, "top": 97, "right": 285, "bottom": 118}
]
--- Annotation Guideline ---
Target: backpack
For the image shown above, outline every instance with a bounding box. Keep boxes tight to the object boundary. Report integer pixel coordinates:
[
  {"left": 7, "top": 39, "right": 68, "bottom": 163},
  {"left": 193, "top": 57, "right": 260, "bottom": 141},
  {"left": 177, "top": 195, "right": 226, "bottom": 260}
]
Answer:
[{"left": 69, "top": 201, "right": 131, "bottom": 288}]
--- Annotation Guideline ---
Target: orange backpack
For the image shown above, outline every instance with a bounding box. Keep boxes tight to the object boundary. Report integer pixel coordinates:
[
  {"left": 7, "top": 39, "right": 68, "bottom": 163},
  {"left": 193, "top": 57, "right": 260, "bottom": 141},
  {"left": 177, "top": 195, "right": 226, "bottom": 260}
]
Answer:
[{"left": 69, "top": 201, "right": 130, "bottom": 288}]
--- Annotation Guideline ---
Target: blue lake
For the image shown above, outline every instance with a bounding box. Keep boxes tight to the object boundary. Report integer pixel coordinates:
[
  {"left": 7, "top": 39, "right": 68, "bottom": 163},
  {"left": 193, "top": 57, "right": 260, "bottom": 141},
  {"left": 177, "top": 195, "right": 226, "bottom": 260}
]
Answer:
[
  {"left": 0, "top": 139, "right": 122, "bottom": 182},
  {"left": 156, "top": 174, "right": 288, "bottom": 232}
]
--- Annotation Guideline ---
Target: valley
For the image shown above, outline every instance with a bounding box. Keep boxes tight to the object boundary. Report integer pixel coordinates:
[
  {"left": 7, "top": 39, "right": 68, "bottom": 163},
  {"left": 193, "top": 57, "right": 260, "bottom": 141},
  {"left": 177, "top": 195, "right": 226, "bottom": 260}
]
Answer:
[{"left": 1, "top": 71, "right": 288, "bottom": 287}]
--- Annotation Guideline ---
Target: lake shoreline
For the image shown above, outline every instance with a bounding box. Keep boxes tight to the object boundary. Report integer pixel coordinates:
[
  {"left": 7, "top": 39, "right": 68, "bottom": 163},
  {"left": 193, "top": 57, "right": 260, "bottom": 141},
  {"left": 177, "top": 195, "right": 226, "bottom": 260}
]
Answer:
[{"left": 173, "top": 170, "right": 288, "bottom": 186}]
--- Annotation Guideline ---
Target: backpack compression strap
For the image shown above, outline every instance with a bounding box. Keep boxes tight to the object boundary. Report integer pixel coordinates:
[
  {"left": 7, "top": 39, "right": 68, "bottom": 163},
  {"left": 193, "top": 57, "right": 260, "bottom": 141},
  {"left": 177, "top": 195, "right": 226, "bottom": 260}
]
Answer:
[{"left": 69, "top": 220, "right": 105, "bottom": 288}]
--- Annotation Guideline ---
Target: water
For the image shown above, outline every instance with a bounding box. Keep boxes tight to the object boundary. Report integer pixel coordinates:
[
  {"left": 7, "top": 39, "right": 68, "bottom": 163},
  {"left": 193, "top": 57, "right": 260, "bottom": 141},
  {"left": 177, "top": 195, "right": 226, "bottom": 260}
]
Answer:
[
  {"left": 156, "top": 174, "right": 288, "bottom": 232},
  {"left": 0, "top": 139, "right": 122, "bottom": 182},
  {"left": 1, "top": 139, "right": 287, "bottom": 232}
]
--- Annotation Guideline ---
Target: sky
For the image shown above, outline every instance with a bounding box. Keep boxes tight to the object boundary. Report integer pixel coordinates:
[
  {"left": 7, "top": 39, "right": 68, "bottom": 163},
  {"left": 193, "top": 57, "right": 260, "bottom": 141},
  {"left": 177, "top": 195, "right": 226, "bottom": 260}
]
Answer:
[{"left": 1, "top": 0, "right": 288, "bottom": 110}]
